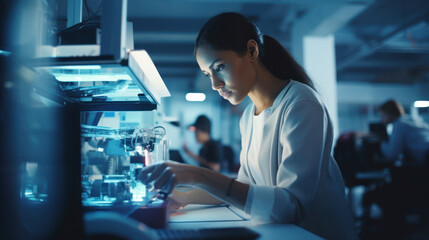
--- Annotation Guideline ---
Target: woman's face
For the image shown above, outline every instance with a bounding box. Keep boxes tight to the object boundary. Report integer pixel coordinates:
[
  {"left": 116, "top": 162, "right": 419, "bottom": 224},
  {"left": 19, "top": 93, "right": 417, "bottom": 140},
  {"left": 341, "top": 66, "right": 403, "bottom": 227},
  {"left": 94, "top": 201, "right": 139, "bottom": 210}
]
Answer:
[{"left": 195, "top": 46, "right": 255, "bottom": 105}]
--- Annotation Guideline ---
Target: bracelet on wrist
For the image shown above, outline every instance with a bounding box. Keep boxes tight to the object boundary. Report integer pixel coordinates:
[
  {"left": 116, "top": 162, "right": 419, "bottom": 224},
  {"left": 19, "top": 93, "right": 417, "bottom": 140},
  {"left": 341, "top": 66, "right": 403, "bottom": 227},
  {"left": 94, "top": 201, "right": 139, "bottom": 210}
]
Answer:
[{"left": 226, "top": 178, "right": 235, "bottom": 197}]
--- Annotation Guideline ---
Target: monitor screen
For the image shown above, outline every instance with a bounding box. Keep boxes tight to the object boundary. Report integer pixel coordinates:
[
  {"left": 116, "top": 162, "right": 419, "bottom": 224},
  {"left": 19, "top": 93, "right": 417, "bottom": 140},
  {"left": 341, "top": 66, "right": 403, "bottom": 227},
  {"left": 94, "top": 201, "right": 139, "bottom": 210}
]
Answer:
[{"left": 369, "top": 122, "right": 388, "bottom": 141}]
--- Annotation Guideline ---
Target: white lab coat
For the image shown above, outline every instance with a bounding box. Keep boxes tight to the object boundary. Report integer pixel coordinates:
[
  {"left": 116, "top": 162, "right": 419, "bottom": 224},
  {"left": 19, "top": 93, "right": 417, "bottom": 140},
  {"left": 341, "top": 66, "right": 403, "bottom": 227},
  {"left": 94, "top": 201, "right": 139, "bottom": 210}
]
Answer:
[{"left": 237, "top": 80, "right": 358, "bottom": 240}]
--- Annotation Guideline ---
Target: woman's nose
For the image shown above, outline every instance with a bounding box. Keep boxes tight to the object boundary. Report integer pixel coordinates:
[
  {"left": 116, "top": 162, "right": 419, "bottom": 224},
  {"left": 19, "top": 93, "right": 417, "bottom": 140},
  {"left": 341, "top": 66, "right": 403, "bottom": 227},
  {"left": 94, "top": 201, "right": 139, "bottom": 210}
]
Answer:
[{"left": 211, "top": 75, "right": 224, "bottom": 90}]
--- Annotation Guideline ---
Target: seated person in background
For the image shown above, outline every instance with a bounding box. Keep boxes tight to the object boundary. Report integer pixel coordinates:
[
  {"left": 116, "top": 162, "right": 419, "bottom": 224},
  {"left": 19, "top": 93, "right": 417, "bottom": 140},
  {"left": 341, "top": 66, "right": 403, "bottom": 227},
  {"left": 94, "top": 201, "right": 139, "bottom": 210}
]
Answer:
[
  {"left": 183, "top": 115, "right": 222, "bottom": 171},
  {"left": 378, "top": 99, "right": 429, "bottom": 165},
  {"left": 362, "top": 99, "right": 429, "bottom": 238}
]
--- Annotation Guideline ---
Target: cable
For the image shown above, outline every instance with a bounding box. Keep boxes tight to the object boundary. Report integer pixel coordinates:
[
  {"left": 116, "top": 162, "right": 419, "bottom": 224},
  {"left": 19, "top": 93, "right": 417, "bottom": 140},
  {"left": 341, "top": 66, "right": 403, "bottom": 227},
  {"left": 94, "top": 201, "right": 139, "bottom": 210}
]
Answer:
[
  {"left": 58, "top": 2, "right": 102, "bottom": 34},
  {"left": 83, "top": 0, "right": 92, "bottom": 19},
  {"left": 131, "top": 125, "right": 166, "bottom": 151}
]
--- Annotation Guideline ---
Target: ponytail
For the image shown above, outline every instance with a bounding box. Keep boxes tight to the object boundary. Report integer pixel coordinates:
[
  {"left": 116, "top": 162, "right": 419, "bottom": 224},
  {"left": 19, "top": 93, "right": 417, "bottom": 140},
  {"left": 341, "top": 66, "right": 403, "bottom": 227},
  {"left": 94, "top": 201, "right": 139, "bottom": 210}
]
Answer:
[{"left": 260, "top": 35, "right": 314, "bottom": 90}]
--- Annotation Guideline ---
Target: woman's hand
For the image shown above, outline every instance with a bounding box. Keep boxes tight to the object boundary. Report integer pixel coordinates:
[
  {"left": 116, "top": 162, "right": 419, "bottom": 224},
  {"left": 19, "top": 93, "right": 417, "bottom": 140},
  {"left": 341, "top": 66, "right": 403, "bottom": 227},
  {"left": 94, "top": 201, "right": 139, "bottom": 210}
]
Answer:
[
  {"left": 138, "top": 161, "right": 248, "bottom": 211},
  {"left": 138, "top": 161, "right": 200, "bottom": 195},
  {"left": 169, "top": 190, "right": 190, "bottom": 210}
]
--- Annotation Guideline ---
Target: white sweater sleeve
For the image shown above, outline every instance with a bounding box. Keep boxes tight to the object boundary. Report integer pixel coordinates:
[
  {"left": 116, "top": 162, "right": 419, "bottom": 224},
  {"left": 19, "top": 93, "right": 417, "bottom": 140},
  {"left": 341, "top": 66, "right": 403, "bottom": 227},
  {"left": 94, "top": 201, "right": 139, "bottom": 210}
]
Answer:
[
  {"left": 245, "top": 100, "right": 329, "bottom": 224},
  {"left": 381, "top": 121, "right": 405, "bottom": 159}
]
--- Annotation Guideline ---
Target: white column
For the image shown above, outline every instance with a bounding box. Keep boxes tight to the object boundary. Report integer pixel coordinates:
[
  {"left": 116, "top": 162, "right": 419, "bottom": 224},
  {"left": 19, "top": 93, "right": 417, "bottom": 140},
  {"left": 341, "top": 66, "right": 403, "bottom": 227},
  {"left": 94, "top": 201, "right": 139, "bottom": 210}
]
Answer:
[{"left": 303, "top": 35, "right": 339, "bottom": 140}]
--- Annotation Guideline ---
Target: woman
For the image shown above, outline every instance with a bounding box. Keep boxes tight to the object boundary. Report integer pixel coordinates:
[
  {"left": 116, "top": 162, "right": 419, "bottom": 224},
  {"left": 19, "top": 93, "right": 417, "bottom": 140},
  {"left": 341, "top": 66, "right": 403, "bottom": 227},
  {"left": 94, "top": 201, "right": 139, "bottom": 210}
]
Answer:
[
  {"left": 139, "top": 12, "right": 357, "bottom": 240},
  {"left": 378, "top": 99, "right": 429, "bottom": 163}
]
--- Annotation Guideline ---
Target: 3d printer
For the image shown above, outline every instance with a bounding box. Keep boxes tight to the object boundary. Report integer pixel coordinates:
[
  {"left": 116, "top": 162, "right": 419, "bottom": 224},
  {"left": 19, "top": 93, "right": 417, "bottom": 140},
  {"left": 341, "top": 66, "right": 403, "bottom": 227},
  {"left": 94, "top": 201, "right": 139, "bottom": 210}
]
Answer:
[
  {"left": 15, "top": 0, "right": 171, "bottom": 231},
  {"left": 80, "top": 124, "right": 170, "bottom": 228}
]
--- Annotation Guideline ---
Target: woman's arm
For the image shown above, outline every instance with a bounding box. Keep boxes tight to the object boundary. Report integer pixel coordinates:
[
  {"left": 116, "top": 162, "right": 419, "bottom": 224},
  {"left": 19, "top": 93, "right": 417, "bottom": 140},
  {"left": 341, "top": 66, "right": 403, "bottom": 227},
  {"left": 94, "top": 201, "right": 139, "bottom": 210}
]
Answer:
[
  {"left": 170, "top": 189, "right": 223, "bottom": 209},
  {"left": 185, "top": 150, "right": 221, "bottom": 171},
  {"left": 196, "top": 166, "right": 249, "bottom": 209},
  {"left": 138, "top": 162, "right": 249, "bottom": 210}
]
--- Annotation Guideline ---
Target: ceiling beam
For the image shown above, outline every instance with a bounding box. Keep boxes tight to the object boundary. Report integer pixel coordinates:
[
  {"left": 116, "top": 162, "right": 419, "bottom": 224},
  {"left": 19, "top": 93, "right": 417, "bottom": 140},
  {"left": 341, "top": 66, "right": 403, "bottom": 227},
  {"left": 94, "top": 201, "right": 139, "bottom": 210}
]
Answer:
[
  {"left": 279, "top": 7, "right": 297, "bottom": 32},
  {"left": 289, "top": 1, "right": 372, "bottom": 63},
  {"left": 311, "top": 3, "right": 369, "bottom": 36},
  {"left": 335, "top": 30, "right": 366, "bottom": 45},
  {"left": 372, "top": 69, "right": 427, "bottom": 84},
  {"left": 337, "top": 8, "right": 429, "bottom": 71},
  {"left": 345, "top": 59, "right": 429, "bottom": 69},
  {"left": 287, "top": 1, "right": 372, "bottom": 36},
  {"left": 377, "top": 37, "right": 429, "bottom": 53},
  {"left": 377, "top": 47, "right": 429, "bottom": 54}
]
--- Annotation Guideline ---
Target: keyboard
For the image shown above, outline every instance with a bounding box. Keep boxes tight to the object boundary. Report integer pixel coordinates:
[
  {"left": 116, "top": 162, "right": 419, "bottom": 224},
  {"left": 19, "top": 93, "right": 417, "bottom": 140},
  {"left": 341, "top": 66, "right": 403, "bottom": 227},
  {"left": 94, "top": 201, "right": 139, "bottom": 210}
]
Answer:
[{"left": 155, "top": 227, "right": 260, "bottom": 240}]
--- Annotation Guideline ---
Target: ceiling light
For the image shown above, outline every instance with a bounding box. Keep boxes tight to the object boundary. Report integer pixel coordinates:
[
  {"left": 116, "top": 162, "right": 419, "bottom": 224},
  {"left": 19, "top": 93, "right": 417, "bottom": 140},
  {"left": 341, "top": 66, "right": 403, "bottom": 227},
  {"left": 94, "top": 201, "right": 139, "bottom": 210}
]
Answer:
[
  {"left": 186, "top": 93, "right": 206, "bottom": 102},
  {"left": 414, "top": 101, "right": 429, "bottom": 108}
]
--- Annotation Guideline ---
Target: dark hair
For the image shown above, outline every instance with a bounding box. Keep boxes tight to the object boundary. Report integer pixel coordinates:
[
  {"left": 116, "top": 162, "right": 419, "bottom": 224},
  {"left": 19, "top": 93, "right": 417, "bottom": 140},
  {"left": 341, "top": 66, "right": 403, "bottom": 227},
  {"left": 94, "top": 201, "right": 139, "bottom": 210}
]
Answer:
[
  {"left": 195, "top": 12, "right": 314, "bottom": 89},
  {"left": 379, "top": 99, "right": 405, "bottom": 119},
  {"left": 192, "top": 115, "right": 211, "bottom": 134}
]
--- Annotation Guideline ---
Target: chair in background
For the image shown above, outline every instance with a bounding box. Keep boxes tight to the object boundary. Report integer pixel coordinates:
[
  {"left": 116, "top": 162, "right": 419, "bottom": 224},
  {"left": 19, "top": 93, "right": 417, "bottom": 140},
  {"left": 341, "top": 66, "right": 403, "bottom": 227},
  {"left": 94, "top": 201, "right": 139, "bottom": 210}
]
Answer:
[
  {"left": 384, "top": 155, "right": 429, "bottom": 237},
  {"left": 334, "top": 132, "right": 386, "bottom": 188},
  {"left": 334, "top": 132, "right": 390, "bottom": 238}
]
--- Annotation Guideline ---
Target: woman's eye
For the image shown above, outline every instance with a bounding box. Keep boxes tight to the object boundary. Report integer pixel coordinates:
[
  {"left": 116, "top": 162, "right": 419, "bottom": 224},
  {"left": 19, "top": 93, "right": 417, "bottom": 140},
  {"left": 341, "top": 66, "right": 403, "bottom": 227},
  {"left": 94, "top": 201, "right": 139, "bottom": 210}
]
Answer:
[
  {"left": 204, "top": 73, "right": 211, "bottom": 78},
  {"left": 215, "top": 64, "right": 225, "bottom": 72}
]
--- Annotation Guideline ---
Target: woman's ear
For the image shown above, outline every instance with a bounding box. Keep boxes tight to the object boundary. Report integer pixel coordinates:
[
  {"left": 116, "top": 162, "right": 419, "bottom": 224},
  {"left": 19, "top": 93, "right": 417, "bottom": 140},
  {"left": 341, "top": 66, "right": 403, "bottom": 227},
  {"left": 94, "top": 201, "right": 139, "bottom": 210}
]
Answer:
[{"left": 247, "top": 40, "right": 259, "bottom": 62}]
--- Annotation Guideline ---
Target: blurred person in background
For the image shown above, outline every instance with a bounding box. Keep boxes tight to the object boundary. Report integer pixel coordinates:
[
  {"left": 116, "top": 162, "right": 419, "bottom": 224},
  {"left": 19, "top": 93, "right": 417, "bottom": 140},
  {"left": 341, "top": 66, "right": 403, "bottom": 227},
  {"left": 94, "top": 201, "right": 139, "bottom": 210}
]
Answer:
[
  {"left": 183, "top": 115, "right": 222, "bottom": 171},
  {"left": 362, "top": 99, "right": 429, "bottom": 239},
  {"left": 378, "top": 99, "right": 429, "bottom": 164}
]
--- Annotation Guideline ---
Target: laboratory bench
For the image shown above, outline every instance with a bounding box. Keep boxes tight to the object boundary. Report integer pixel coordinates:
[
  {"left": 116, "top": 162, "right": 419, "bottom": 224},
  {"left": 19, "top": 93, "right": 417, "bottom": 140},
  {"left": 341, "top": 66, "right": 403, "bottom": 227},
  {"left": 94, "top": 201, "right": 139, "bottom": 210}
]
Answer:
[{"left": 166, "top": 204, "right": 325, "bottom": 240}]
